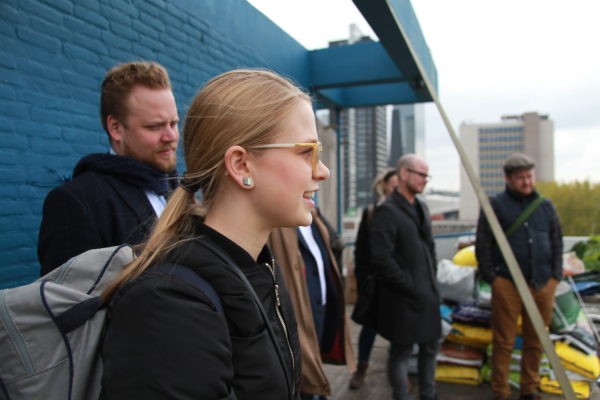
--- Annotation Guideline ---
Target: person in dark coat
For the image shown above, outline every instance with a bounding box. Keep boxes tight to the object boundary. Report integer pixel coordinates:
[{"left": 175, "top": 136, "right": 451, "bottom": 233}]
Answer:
[
  {"left": 475, "top": 153, "right": 562, "bottom": 400},
  {"left": 101, "top": 69, "right": 331, "bottom": 399},
  {"left": 38, "top": 61, "right": 179, "bottom": 275},
  {"left": 349, "top": 167, "right": 398, "bottom": 389},
  {"left": 369, "top": 154, "right": 440, "bottom": 400}
]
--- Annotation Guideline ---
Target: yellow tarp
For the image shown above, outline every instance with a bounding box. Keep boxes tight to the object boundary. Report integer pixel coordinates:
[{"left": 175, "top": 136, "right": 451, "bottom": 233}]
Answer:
[
  {"left": 540, "top": 376, "right": 590, "bottom": 399},
  {"left": 447, "top": 323, "right": 492, "bottom": 349},
  {"left": 435, "top": 364, "right": 482, "bottom": 385},
  {"left": 555, "top": 341, "right": 600, "bottom": 380}
]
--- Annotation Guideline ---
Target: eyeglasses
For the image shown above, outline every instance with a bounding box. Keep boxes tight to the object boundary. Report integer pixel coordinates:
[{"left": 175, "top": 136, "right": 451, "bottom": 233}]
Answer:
[
  {"left": 406, "top": 168, "right": 432, "bottom": 180},
  {"left": 248, "top": 142, "right": 323, "bottom": 174}
]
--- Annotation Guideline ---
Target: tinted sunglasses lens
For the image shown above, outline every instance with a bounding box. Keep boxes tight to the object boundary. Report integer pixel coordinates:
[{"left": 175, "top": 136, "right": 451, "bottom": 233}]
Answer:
[{"left": 313, "top": 143, "right": 323, "bottom": 173}]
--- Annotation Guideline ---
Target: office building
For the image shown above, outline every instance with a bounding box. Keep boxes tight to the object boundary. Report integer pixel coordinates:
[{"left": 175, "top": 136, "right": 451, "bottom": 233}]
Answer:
[
  {"left": 329, "top": 25, "right": 389, "bottom": 214},
  {"left": 389, "top": 104, "right": 425, "bottom": 165},
  {"left": 459, "top": 112, "right": 555, "bottom": 220}
]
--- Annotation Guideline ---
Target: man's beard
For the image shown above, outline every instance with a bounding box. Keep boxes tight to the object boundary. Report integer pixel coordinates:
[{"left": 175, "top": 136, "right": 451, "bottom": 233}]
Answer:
[{"left": 122, "top": 144, "right": 177, "bottom": 173}]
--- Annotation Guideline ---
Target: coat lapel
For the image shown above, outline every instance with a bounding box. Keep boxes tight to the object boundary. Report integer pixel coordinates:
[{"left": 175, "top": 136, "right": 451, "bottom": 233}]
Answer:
[
  {"left": 392, "top": 192, "right": 425, "bottom": 237},
  {"left": 105, "top": 176, "right": 156, "bottom": 229}
]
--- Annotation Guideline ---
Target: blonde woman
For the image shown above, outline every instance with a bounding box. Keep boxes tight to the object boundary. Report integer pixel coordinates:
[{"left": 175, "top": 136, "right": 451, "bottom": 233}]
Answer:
[
  {"left": 350, "top": 167, "right": 398, "bottom": 389},
  {"left": 101, "top": 69, "right": 330, "bottom": 399}
]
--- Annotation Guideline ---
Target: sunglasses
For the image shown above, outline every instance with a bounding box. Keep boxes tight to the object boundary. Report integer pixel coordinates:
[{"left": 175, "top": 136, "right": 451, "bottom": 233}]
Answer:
[
  {"left": 406, "top": 168, "right": 432, "bottom": 180},
  {"left": 248, "top": 142, "right": 323, "bottom": 174}
]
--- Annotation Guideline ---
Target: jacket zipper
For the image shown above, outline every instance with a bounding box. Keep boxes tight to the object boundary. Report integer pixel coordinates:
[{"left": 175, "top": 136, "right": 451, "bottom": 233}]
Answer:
[{"left": 264, "top": 259, "right": 296, "bottom": 397}]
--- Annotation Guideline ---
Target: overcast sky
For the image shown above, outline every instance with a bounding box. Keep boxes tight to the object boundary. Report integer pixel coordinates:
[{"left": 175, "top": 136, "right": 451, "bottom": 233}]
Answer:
[{"left": 247, "top": 0, "right": 600, "bottom": 191}]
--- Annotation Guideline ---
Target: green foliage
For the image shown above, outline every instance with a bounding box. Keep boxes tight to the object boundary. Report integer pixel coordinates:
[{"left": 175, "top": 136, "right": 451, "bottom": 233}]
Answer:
[
  {"left": 536, "top": 180, "right": 600, "bottom": 236},
  {"left": 569, "top": 235, "right": 600, "bottom": 270}
]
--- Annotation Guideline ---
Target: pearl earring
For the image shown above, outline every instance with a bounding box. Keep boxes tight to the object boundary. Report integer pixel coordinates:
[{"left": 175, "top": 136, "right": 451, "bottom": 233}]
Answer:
[{"left": 242, "top": 177, "right": 253, "bottom": 187}]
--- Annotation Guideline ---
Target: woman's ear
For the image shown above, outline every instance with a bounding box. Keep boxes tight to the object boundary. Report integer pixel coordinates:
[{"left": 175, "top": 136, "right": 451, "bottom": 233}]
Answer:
[{"left": 224, "top": 145, "right": 254, "bottom": 189}]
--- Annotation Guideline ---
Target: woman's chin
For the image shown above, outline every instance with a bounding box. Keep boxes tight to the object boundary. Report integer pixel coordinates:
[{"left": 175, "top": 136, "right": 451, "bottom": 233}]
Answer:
[{"left": 286, "top": 213, "right": 313, "bottom": 228}]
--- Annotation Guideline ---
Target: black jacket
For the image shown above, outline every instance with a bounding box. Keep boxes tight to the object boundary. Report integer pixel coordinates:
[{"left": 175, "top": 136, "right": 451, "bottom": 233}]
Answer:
[
  {"left": 353, "top": 204, "right": 375, "bottom": 291},
  {"left": 369, "top": 191, "right": 441, "bottom": 344},
  {"left": 38, "top": 154, "right": 168, "bottom": 275},
  {"left": 475, "top": 187, "right": 563, "bottom": 287},
  {"left": 101, "top": 221, "right": 301, "bottom": 400}
]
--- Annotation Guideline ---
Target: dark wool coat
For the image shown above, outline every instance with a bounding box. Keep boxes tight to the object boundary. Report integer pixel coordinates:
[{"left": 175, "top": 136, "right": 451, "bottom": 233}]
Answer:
[
  {"left": 368, "top": 190, "right": 441, "bottom": 344},
  {"left": 102, "top": 222, "right": 301, "bottom": 400},
  {"left": 38, "top": 169, "right": 156, "bottom": 276}
]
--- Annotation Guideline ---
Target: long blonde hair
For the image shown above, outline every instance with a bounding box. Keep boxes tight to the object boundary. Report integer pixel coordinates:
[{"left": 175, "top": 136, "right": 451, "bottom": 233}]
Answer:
[
  {"left": 373, "top": 167, "right": 397, "bottom": 201},
  {"left": 103, "top": 69, "right": 310, "bottom": 298}
]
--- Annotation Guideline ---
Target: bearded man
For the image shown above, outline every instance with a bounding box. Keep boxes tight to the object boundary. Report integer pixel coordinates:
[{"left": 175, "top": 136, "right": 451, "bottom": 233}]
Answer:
[
  {"left": 369, "top": 154, "right": 440, "bottom": 400},
  {"left": 38, "top": 61, "right": 180, "bottom": 275}
]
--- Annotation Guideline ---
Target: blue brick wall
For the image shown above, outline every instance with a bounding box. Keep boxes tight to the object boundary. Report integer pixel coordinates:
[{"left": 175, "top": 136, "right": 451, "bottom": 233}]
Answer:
[{"left": 0, "top": 0, "right": 309, "bottom": 288}]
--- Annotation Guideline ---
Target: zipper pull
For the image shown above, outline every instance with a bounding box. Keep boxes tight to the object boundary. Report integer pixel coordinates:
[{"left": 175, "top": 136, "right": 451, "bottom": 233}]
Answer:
[{"left": 275, "top": 284, "right": 281, "bottom": 307}]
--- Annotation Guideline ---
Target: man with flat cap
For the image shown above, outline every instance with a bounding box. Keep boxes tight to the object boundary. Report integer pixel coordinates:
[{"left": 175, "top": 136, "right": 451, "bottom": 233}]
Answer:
[{"left": 475, "top": 153, "right": 563, "bottom": 400}]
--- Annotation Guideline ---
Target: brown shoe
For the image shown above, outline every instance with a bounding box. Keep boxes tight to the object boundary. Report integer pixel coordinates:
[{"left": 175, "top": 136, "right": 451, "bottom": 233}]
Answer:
[
  {"left": 494, "top": 395, "right": 511, "bottom": 400},
  {"left": 349, "top": 361, "right": 369, "bottom": 389}
]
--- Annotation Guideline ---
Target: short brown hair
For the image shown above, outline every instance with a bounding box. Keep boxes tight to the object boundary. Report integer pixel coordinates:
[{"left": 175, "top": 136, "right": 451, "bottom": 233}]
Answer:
[{"left": 100, "top": 61, "right": 172, "bottom": 132}]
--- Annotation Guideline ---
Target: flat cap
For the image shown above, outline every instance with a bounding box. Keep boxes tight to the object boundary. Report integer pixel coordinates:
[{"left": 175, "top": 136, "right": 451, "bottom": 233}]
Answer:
[{"left": 503, "top": 153, "right": 535, "bottom": 174}]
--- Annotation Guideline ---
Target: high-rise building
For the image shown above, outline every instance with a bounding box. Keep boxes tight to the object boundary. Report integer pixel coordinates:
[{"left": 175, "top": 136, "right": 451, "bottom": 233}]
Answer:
[
  {"left": 329, "top": 25, "right": 389, "bottom": 215},
  {"left": 333, "top": 25, "right": 426, "bottom": 215},
  {"left": 340, "top": 106, "right": 388, "bottom": 214},
  {"left": 459, "top": 112, "right": 555, "bottom": 220},
  {"left": 388, "top": 104, "right": 425, "bottom": 166}
]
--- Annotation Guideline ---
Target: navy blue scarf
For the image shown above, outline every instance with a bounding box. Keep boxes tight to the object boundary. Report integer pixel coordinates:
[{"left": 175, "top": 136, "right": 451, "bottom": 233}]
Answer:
[{"left": 73, "top": 153, "right": 178, "bottom": 196}]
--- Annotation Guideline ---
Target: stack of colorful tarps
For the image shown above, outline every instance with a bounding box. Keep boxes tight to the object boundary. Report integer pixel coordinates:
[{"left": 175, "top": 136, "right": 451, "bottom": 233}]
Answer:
[
  {"left": 435, "top": 245, "right": 491, "bottom": 387},
  {"left": 434, "top": 245, "right": 600, "bottom": 399}
]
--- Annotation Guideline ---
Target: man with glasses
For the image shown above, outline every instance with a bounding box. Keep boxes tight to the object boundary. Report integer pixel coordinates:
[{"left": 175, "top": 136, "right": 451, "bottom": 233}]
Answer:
[{"left": 369, "top": 153, "right": 440, "bottom": 400}]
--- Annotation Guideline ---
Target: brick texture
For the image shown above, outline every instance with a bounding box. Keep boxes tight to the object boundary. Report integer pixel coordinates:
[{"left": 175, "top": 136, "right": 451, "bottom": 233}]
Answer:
[{"left": 0, "top": 0, "right": 308, "bottom": 288}]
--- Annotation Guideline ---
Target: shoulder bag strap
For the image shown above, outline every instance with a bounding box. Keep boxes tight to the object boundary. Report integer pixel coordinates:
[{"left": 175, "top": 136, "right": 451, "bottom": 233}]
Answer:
[{"left": 505, "top": 195, "right": 545, "bottom": 237}]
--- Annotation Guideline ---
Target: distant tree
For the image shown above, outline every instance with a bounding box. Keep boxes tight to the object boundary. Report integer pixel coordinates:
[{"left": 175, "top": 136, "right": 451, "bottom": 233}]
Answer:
[{"left": 536, "top": 180, "right": 600, "bottom": 236}]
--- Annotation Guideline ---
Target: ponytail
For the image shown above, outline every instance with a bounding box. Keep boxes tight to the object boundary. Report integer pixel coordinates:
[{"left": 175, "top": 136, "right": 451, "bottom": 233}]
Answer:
[{"left": 103, "top": 187, "right": 202, "bottom": 299}]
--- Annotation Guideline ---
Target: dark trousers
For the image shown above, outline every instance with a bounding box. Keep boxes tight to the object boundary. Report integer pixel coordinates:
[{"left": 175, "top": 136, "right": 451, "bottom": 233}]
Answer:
[
  {"left": 388, "top": 339, "right": 439, "bottom": 400},
  {"left": 491, "top": 276, "right": 557, "bottom": 397},
  {"left": 357, "top": 325, "right": 377, "bottom": 362}
]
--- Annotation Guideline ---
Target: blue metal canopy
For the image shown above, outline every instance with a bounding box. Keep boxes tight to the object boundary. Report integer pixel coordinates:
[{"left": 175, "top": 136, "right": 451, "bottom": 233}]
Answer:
[{"left": 307, "top": 0, "right": 437, "bottom": 109}]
